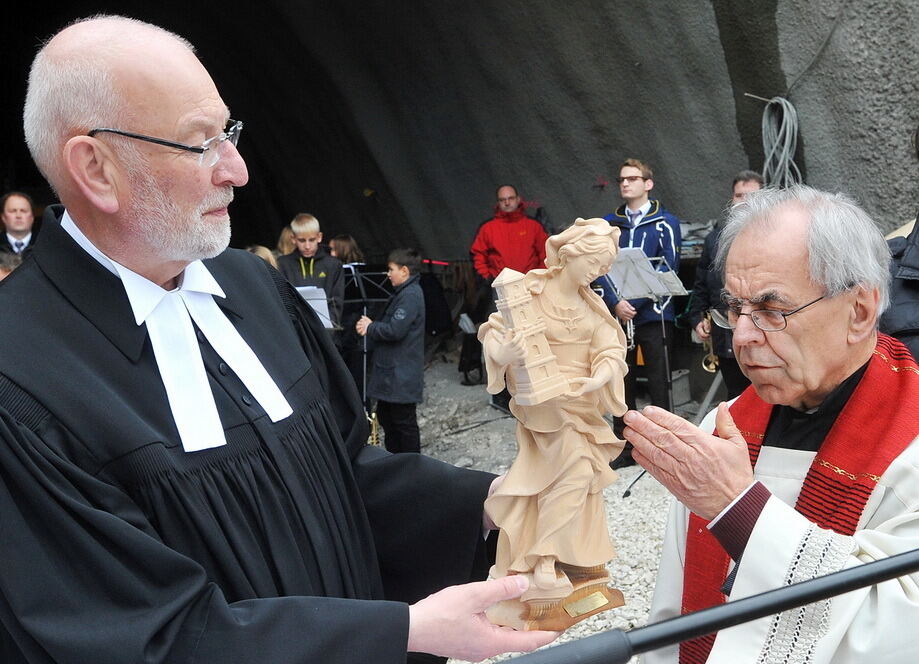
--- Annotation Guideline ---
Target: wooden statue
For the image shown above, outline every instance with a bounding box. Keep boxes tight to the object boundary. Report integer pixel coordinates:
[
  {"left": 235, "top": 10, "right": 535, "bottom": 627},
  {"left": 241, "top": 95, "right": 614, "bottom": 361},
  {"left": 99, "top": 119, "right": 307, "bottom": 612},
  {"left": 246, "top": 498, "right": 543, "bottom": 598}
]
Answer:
[{"left": 478, "top": 217, "right": 629, "bottom": 631}]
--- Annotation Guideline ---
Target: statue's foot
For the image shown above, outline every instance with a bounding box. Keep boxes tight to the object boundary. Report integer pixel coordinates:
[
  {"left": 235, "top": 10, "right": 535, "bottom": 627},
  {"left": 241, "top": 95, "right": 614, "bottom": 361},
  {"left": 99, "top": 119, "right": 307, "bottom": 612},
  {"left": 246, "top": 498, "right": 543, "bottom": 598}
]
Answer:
[
  {"left": 533, "top": 557, "right": 560, "bottom": 590},
  {"left": 522, "top": 557, "right": 573, "bottom": 602}
]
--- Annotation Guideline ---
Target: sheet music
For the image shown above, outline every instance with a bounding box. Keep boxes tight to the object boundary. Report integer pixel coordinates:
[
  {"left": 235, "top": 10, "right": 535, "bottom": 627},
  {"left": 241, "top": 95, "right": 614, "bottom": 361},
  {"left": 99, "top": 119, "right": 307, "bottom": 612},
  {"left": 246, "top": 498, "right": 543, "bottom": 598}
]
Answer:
[
  {"left": 605, "top": 247, "right": 687, "bottom": 300},
  {"left": 295, "top": 286, "right": 334, "bottom": 328}
]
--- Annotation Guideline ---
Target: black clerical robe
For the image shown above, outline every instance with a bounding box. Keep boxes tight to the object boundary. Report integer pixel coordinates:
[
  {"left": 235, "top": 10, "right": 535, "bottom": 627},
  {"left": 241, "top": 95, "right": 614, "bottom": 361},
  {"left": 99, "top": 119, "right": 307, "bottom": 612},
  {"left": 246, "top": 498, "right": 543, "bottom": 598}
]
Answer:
[{"left": 0, "top": 208, "right": 494, "bottom": 663}]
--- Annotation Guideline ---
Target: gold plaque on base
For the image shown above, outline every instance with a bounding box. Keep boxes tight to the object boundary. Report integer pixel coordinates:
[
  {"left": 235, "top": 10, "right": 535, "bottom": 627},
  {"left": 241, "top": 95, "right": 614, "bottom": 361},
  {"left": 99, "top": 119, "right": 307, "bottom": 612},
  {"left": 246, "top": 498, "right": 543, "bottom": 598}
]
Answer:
[{"left": 486, "top": 581, "right": 625, "bottom": 632}]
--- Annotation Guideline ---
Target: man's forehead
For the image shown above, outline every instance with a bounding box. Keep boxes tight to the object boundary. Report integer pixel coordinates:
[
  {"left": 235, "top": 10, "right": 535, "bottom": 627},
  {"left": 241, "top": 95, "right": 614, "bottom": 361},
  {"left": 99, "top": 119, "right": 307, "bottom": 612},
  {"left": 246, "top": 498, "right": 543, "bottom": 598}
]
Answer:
[
  {"left": 725, "top": 220, "right": 811, "bottom": 299},
  {"left": 4, "top": 196, "right": 30, "bottom": 210}
]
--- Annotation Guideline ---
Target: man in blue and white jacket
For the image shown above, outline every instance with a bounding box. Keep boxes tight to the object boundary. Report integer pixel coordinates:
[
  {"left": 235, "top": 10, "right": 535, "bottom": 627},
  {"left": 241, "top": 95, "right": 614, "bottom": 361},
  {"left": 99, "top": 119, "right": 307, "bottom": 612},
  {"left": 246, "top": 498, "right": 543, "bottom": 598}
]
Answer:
[{"left": 601, "top": 158, "right": 682, "bottom": 466}]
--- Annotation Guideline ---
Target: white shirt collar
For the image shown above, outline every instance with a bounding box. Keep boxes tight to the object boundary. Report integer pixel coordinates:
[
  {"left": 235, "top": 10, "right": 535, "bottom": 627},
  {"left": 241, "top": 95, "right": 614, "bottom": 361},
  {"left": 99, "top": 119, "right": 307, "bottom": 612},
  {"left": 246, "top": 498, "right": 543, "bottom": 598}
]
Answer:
[
  {"left": 6, "top": 232, "right": 31, "bottom": 251},
  {"left": 60, "top": 211, "right": 292, "bottom": 452},
  {"left": 625, "top": 200, "right": 651, "bottom": 222},
  {"left": 61, "top": 211, "right": 224, "bottom": 324}
]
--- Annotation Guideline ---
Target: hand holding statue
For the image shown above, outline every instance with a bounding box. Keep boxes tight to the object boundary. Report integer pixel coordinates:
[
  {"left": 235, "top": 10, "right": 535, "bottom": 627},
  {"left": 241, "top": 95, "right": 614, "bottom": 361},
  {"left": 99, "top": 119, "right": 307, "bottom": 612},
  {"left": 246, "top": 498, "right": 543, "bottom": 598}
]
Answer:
[{"left": 408, "top": 576, "right": 559, "bottom": 661}]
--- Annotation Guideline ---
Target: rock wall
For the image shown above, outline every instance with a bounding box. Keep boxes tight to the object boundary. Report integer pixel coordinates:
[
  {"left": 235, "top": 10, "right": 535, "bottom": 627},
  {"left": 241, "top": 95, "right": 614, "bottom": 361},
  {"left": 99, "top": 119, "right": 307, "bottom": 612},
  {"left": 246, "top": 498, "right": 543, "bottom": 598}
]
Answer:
[{"left": 6, "top": 1, "right": 917, "bottom": 258}]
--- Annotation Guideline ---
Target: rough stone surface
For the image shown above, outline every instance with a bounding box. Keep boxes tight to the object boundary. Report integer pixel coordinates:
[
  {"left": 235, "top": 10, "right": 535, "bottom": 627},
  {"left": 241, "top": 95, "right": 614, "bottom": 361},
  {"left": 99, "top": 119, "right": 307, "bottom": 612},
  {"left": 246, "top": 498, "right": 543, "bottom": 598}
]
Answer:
[
  {"left": 418, "top": 355, "right": 673, "bottom": 664},
  {"left": 7, "top": 2, "right": 916, "bottom": 255},
  {"left": 774, "top": 0, "right": 919, "bottom": 226},
  {"left": 296, "top": 0, "right": 918, "bottom": 255}
]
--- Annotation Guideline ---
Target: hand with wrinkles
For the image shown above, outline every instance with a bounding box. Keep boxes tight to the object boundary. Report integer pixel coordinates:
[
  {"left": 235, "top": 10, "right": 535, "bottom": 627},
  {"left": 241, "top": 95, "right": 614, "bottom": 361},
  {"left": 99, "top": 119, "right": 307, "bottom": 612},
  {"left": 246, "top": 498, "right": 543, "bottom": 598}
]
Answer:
[{"left": 622, "top": 403, "right": 753, "bottom": 519}]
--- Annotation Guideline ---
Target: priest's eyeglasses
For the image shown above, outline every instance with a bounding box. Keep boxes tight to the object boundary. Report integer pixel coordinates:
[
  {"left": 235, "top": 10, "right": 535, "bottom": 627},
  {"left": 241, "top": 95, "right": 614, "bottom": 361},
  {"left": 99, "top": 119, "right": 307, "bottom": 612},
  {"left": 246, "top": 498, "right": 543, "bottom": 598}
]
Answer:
[
  {"left": 709, "top": 295, "right": 826, "bottom": 332},
  {"left": 87, "top": 120, "right": 243, "bottom": 167}
]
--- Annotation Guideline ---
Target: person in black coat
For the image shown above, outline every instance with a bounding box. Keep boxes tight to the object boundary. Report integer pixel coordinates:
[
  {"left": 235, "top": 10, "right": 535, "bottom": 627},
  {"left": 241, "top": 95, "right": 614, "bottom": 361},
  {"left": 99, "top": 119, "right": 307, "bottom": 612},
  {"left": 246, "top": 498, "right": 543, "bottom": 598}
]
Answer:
[
  {"left": 277, "top": 213, "right": 345, "bottom": 328},
  {"left": 0, "top": 16, "right": 557, "bottom": 664},
  {"left": 687, "top": 171, "right": 762, "bottom": 399},
  {"left": 879, "top": 125, "right": 919, "bottom": 358},
  {"left": 0, "top": 192, "right": 38, "bottom": 258},
  {"left": 357, "top": 248, "right": 425, "bottom": 453}
]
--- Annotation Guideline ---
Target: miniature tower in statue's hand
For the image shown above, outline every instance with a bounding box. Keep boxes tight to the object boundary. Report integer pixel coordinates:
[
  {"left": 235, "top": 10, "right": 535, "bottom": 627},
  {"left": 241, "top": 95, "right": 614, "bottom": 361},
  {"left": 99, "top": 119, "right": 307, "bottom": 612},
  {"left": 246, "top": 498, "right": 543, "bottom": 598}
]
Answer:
[{"left": 490, "top": 268, "right": 568, "bottom": 405}]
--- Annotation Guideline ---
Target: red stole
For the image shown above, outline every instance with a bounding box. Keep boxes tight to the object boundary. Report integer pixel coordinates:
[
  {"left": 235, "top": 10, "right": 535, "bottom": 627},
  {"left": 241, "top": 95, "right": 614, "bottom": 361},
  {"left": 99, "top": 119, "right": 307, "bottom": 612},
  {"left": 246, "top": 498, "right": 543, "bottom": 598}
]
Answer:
[{"left": 679, "top": 334, "right": 919, "bottom": 664}]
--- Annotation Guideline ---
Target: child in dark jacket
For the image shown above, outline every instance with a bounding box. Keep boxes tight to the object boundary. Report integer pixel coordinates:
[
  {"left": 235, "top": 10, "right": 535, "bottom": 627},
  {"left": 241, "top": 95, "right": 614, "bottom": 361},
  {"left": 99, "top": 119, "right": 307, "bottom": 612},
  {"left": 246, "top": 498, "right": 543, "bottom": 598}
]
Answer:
[{"left": 355, "top": 248, "right": 425, "bottom": 453}]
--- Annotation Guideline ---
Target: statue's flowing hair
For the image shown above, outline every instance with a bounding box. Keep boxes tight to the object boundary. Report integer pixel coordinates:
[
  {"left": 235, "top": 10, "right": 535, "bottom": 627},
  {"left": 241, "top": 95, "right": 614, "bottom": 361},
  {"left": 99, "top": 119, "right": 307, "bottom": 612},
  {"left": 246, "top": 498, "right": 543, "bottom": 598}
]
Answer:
[{"left": 542, "top": 217, "right": 619, "bottom": 279}]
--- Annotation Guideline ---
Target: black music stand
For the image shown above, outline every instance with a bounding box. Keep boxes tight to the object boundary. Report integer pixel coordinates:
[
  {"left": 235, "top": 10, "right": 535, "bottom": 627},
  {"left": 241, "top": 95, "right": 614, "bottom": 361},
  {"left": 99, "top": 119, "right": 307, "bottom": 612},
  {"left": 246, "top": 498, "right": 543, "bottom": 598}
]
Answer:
[
  {"left": 604, "top": 247, "right": 687, "bottom": 411},
  {"left": 342, "top": 263, "right": 392, "bottom": 408}
]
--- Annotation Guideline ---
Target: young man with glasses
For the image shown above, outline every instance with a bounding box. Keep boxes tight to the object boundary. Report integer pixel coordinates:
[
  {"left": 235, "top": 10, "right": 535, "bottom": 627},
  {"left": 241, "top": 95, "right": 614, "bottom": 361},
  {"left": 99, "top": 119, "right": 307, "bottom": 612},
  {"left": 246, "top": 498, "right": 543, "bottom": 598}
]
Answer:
[
  {"left": 625, "top": 185, "right": 919, "bottom": 664},
  {"left": 601, "top": 158, "right": 682, "bottom": 467},
  {"left": 0, "top": 15, "right": 557, "bottom": 664}
]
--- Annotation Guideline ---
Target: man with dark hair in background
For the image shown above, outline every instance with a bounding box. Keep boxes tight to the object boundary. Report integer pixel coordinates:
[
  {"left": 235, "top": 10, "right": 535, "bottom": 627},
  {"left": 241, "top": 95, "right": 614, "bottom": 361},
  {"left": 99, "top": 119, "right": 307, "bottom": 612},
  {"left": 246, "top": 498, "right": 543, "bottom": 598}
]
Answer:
[
  {"left": 0, "top": 192, "right": 37, "bottom": 257},
  {"left": 688, "top": 170, "right": 763, "bottom": 398},
  {"left": 879, "top": 123, "right": 919, "bottom": 358}
]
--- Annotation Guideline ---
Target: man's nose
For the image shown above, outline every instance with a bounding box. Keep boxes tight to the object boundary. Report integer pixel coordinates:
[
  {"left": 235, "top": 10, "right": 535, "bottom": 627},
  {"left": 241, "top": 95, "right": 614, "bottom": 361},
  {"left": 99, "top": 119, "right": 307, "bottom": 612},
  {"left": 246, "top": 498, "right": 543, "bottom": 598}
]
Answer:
[
  {"left": 731, "top": 313, "right": 764, "bottom": 346},
  {"left": 213, "top": 141, "right": 249, "bottom": 187}
]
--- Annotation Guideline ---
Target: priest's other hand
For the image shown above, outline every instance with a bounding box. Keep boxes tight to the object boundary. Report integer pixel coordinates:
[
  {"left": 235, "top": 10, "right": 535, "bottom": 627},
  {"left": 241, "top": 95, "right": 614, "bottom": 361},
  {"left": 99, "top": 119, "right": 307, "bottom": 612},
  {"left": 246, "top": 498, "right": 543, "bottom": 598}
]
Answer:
[
  {"left": 623, "top": 403, "right": 753, "bottom": 520},
  {"left": 407, "top": 576, "right": 559, "bottom": 661}
]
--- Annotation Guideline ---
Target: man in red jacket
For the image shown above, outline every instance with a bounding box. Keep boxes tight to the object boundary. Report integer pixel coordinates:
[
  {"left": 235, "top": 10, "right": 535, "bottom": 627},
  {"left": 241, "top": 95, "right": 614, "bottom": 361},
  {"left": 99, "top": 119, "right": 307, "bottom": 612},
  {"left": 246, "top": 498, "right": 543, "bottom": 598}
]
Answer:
[
  {"left": 471, "top": 185, "right": 548, "bottom": 281},
  {"left": 469, "top": 185, "right": 549, "bottom": 411}
]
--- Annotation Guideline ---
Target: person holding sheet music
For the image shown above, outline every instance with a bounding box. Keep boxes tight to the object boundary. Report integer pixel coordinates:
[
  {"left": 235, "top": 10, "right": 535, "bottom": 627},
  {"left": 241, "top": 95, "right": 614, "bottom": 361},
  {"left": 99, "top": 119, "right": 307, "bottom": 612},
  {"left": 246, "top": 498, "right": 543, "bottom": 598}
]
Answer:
[
  {"left": 277, "top": 212, "right": 345, "bottom": 327},
  {"left": 600, "top": 158, "right": 682, "bottom": 467}
]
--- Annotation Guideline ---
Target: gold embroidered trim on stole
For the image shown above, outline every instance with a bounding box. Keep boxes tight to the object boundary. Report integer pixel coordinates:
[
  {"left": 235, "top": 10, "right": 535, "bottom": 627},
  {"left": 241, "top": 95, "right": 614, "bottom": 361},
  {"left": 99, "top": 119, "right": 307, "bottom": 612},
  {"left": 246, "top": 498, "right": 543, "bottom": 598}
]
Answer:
[
  {"left": 814, "top": 458, "right": 881, "bottom": 483},
  {"left": 873, "top": 349, "right": 919, "bottom": 376}
]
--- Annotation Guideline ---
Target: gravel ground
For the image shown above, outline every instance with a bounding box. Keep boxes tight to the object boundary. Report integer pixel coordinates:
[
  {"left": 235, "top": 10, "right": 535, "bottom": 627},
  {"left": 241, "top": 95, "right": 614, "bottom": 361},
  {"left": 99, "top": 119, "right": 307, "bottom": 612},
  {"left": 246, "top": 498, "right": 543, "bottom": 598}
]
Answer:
[{"left": 416, "top": 352, "right": 679, "bottom": 664}]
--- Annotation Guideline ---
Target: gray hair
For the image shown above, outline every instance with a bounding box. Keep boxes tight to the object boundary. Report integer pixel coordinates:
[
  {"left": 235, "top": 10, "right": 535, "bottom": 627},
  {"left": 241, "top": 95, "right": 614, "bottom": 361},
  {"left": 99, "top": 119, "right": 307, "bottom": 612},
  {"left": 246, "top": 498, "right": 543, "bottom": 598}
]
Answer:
[
  {"left": 22, "top": 15, "right": 194, "bottom": 192},
  {"left": 715, "top": 184, "right": 890, "bottom": 314}
]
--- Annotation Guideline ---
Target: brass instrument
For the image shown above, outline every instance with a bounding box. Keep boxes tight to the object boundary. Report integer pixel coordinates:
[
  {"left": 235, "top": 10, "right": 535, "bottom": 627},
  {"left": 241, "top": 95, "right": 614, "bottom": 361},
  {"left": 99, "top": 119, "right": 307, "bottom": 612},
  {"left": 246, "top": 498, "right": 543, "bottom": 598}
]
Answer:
[
  {"left": 625, "top": 318, "right": 636, "bottom": 350},
  {"left": 701, "top": 311, "right": 719, "bottom": 373},
  {"left": 367, "top": 410, "right": 382, "bottom": 446}
]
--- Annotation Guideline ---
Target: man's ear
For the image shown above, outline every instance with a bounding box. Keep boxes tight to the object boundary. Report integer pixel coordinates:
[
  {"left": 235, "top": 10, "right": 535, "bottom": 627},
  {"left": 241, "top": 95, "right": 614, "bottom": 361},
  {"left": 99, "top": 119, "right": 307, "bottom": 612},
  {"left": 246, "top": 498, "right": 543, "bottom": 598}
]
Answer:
[
  {"left": 848, "top": 286, "right": 880, "bottom": 343},
  {"left": 644, "top": 177, "right": 654, "bottom": 193},
  {"left": 62, "top": 136, "right": 123, "bottom": 214}
]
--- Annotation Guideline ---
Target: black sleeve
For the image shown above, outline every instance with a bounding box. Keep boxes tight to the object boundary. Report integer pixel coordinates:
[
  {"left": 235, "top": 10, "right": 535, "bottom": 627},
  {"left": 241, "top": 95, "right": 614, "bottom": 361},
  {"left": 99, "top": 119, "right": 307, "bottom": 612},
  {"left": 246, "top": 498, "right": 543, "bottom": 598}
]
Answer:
[
  {"left": 266, "top": 267, "right": 497, "bottom": 603},
  {"left": 266, "top": 265, "right": 371, "bottom": 457},
  {"left": 688, "top": 230, "right": 717, "bottom": 327},
  {"left": 352, "top": 445, "right": 497, "bottom": 604},
  {"left": 0, "top": 408, "right": 409, "bottom": 664}
]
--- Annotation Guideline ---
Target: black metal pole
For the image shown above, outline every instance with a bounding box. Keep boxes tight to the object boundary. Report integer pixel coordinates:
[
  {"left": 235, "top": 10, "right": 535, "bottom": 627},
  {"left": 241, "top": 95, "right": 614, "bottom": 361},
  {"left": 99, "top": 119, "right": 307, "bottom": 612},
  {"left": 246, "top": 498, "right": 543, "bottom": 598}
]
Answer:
[{"left": 509, "top": 547, "right": 919, "bottom": 664}]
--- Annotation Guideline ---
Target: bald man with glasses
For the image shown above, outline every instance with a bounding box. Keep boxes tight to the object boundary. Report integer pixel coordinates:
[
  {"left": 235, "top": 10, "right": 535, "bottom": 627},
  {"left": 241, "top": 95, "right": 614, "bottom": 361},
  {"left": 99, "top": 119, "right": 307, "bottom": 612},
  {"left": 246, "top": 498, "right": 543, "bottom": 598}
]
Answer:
[
  {"left": 0, "top": 15, "right": 557, "bottom": 664},
  {"left": 627, "top": 185, "right": 919, "bottom": 664}
]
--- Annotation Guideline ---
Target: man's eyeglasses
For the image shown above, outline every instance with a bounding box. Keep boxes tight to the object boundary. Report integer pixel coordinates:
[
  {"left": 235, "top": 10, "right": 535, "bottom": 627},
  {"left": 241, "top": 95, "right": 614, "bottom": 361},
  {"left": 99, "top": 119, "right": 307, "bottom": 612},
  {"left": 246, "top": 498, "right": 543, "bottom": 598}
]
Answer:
[
  {"left": 616, "top": 175, "right": 647, "bottom": 184},
  {"left": 87, "top": 120, "right": 243, "bottom": 167},
  {"left": 710, "top": 294, "right": 826, "bottom": 332}
]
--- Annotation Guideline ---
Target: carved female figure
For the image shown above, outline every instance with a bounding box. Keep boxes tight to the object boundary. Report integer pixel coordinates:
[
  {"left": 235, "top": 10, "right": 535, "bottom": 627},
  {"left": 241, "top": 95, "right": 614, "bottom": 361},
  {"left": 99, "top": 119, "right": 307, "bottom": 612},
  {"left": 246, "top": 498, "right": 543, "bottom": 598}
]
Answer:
[{"left": 479, "top": 218, "right": 628, "bottom": 616}]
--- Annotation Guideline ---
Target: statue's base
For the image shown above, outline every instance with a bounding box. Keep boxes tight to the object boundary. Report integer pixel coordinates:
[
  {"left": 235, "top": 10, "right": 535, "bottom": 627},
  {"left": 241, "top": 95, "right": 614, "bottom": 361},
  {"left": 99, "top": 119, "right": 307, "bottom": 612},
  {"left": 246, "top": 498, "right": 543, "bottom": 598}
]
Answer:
[{"left": 486, "top": 577, "right": 625, "bottom": 631}]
